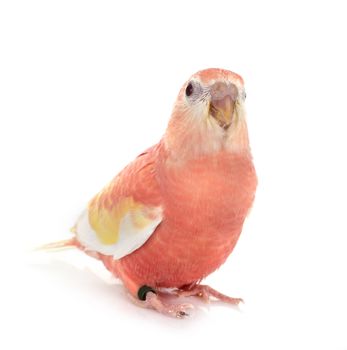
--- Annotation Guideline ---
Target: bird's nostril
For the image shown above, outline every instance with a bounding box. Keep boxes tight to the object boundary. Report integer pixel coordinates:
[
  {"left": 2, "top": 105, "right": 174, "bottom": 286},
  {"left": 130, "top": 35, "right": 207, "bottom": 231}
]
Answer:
[
  {"left": 211, "top": 82, "right": 228, "bottom": 99},
  {"left": 211, "top": 82, "right": 238, "bottom": 101}
]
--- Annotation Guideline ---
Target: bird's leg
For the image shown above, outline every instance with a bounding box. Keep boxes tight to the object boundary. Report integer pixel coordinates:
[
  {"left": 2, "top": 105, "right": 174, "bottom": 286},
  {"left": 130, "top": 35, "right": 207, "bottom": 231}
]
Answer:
[
  {"left": 129, "top": 285, "right": 194, "bottom": 318},
  {"left": 176, "top": 284, "right": 243, "bottom": 305},
  {"left": 105, "top": 261, "right": 193, "bottom": 318}
]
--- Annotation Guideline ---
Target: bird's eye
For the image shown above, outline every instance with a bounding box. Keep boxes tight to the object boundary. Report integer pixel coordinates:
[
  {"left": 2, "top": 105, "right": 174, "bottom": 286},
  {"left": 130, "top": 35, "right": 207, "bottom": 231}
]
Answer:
[{"left": 185, "top": 82, "right": 194, "bottom": 97}]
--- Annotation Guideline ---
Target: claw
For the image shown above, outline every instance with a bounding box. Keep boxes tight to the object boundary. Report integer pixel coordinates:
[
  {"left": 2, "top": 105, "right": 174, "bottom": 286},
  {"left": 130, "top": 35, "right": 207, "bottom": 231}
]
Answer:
[{"left": 177, "top": 310, "right": 188, "bottom": 318}]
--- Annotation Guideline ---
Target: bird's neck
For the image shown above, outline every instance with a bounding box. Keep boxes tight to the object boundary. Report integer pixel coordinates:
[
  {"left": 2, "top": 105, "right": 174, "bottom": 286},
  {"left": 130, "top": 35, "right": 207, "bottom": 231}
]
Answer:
[{"left": 163, "top": 118, "right": 251, "bottom": 165}]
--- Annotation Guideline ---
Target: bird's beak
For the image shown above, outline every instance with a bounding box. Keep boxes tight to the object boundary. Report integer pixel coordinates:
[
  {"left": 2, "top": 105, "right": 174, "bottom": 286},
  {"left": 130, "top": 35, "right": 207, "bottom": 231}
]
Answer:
[{"left": 209, "top": 82, "right": 238, "bottom": 130}]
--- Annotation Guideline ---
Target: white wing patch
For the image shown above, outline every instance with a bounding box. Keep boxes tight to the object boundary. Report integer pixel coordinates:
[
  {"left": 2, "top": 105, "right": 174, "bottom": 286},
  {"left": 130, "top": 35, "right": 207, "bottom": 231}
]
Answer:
[{"left": 75, "top": 207, "right": 162, "bottom": 259}]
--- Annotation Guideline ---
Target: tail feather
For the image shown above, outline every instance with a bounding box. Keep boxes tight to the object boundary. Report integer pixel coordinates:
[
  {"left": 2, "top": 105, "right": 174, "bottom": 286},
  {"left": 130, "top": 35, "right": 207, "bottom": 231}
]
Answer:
[{"left": 35, "top": 238, "right": 78, "bottom": 252}]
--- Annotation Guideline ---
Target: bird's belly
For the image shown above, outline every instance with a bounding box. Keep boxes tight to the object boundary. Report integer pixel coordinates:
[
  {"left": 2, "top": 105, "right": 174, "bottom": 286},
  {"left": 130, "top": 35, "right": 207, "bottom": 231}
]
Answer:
[{"left": 119, "top": 211, "right": 245, "bottom": 288}]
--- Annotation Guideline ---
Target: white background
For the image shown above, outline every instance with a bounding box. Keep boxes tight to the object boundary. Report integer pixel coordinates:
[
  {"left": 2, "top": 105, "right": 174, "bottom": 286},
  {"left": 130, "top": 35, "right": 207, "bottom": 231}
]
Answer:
[{"left": 1, "top": 1, "right": 346, "bottom": 349}]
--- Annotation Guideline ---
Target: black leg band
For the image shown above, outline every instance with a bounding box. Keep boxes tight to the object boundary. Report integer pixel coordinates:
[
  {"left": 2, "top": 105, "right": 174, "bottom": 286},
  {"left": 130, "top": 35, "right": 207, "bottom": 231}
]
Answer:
[{"left": 137, "top": 285, "right": 156, "bottom": 301}]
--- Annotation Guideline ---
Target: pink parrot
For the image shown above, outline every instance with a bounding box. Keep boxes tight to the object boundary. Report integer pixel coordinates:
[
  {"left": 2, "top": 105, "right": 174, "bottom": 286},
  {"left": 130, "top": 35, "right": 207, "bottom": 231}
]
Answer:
[{"left": 44, "top": 68, "right": 257, "bottom": 318}]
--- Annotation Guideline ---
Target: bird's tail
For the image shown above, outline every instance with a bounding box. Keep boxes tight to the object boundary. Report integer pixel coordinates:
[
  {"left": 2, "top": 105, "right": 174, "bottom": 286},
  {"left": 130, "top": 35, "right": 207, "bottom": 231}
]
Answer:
[
  {"left": 35, "top": 224, "right": 80, "bottom": 252},
  {"left": 35, "top": 237, "right": 78, "bottom": 252}
]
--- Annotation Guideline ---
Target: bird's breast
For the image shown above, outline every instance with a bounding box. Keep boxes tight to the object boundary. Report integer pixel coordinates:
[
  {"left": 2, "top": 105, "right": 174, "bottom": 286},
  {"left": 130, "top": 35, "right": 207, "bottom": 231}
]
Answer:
[
  {"left": 120, "top": 151, "right": 257, "bottom": 288},
  {"left": 160, "top": 151, "right": 256, "bottom": 231}
]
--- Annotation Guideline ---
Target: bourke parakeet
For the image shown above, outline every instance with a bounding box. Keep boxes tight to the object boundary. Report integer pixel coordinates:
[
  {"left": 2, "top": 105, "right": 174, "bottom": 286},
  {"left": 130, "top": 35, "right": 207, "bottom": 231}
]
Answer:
[{"left": 45, "top": 68, "right": 257, "bottom": 318}]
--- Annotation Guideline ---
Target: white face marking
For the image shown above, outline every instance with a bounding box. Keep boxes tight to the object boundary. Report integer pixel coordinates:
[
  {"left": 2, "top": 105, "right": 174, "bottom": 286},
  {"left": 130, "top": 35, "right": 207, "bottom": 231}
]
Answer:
[
  {"left": 181, "top": 78, "right": 248, "bottom": 156},
  {"left": 164, "top": 73, "right": 250, "bottom": 163}
]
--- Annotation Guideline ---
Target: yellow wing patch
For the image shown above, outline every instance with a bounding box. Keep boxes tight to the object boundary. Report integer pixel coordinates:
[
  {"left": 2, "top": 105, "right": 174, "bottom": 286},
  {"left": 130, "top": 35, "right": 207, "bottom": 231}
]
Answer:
[
  {"left": 75, "top": 196, "right": 163, "bottom": 258},
  {"left": 89, "top": 197, "right": 138, "bottom": 245}
]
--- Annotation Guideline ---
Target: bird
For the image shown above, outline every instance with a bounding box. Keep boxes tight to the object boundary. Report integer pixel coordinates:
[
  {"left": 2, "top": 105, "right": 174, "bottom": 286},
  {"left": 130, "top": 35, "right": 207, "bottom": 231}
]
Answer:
[{"left": 42, "top": 68, "right": 257, "bottom": 318}]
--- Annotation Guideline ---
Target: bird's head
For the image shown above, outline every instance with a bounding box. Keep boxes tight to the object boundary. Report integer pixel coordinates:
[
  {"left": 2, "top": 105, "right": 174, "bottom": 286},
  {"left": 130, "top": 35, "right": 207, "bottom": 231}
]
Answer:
[{"left": 164, "top": 68, "right": 250, "bottom": 161}]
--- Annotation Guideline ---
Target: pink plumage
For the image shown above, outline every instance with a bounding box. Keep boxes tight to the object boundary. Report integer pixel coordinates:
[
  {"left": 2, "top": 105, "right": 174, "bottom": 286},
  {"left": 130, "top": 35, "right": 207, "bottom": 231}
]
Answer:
[
  {"left": 47, "top": 68, "right": 257, "bottom": 318},
  {"left": 102, "top": 147, "right": 256, "bottom": 289}
]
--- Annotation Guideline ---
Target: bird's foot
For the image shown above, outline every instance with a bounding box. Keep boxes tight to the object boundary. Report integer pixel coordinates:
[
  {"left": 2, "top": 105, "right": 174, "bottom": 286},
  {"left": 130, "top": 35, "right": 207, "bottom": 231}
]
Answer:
[
  {"left": 176, "top": 284, "right": 243, "bottom": 305},
  {"left": 130, "top": 290, "right": 194, "bottom": 318}
]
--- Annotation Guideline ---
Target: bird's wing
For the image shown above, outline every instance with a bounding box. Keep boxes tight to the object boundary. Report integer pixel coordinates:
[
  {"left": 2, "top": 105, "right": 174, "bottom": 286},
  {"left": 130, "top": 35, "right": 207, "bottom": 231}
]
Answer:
[{"left": 75, "top": 144, "right": 163, "bottom": 258}]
